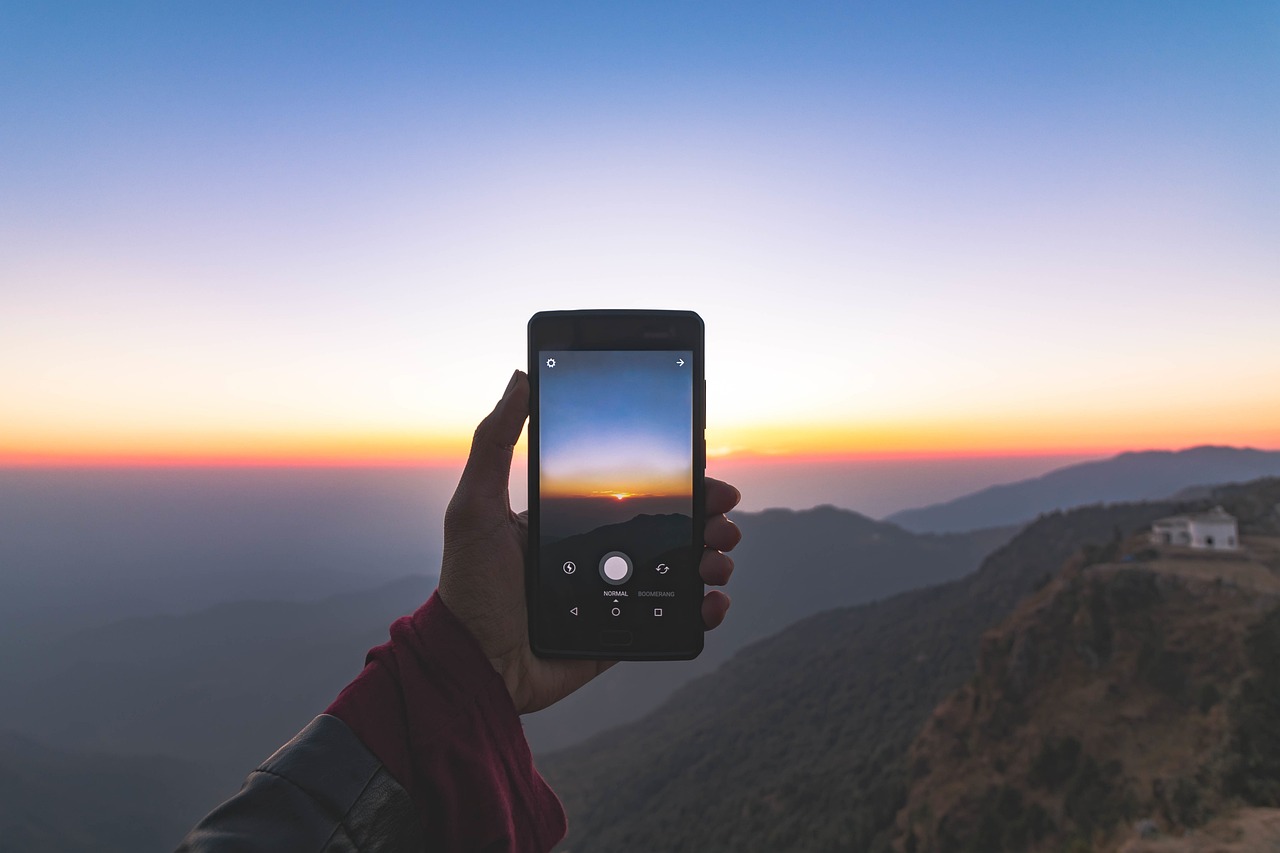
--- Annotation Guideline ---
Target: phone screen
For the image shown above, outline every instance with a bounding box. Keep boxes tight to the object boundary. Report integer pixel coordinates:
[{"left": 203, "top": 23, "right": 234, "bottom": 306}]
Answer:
[
  {"left": 532, "top": 346, "right": 702, "bottom": 657},
  {"left": 539, "top": 349, "right": 693, "bottom": 542}
]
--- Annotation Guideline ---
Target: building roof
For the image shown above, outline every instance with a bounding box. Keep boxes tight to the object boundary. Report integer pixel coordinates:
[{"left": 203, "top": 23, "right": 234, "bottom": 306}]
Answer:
[{"left": 1153, "top": 505, "right": 1237, "bottom": 526}]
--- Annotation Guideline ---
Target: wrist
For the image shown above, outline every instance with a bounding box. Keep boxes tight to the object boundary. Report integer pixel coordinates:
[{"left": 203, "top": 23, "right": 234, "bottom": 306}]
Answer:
[
  {"left": 488, "top": 651, "right": 529, "bottom": 714},
  {"left": 433, "top": 586, "right": 531, "bottom": 713}
]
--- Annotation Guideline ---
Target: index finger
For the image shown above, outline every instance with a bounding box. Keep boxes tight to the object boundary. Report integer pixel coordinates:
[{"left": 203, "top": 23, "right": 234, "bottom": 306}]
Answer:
[{"left": 705, "top": 477, "right": 741, "bottom": 516}]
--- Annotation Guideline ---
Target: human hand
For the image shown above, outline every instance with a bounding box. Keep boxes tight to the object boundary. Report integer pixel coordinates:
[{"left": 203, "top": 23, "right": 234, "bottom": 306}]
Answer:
[{"left": 436, "top": 370, "right": 741, "bottom": 715}]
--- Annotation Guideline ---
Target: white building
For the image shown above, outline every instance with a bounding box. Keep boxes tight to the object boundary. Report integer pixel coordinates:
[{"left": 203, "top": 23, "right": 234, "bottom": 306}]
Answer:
[{"left": 1151, "top": 506, "right": 1239, "bottom": 550}]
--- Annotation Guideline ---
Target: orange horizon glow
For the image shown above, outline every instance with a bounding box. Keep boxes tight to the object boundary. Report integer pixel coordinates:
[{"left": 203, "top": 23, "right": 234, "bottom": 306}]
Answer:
[
  {"left": 3, "top": 434, "right": 1277, "bottom": 469},
  {"left": 3, "top": 399, "right": 1278, "bottom": 469},
  {"left": 0, "top": 451, "right": 467, "bottom": 468},
  {"left": 541, "top": 471, "right": 691, "bottom": 500},
  {"left": 0, "top": 431, "right": 472, "bottom": 469}
]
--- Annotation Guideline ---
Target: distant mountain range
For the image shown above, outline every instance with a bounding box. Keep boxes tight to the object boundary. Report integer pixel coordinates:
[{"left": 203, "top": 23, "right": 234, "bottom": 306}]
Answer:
[
  {"left": 885, "top": 446, "right": 1280, "bottom": 533},
  {"left": 0, "top": 467, "right": 453, "bottom": 641}
]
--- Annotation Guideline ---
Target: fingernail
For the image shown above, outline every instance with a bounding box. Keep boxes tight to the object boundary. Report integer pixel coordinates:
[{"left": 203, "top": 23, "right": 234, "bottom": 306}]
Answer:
[{"left": 503, "top": 370, "right": 520, "bottom": 396}]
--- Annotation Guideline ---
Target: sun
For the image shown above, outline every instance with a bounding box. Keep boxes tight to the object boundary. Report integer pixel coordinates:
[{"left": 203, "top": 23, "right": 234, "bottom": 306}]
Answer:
[{"left": 590, "top": 489, "right": 637, "bottom": 501}]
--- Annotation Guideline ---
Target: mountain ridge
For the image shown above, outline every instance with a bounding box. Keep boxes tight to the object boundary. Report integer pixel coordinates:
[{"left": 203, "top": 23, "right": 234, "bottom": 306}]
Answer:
[{"left": 886, "top": 447, "right": 1280, "bottom": 533}]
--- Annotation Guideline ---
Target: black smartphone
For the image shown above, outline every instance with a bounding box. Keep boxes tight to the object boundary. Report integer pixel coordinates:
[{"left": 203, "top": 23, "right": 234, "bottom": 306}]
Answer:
[{"left": 527, "top": 310, "right": 706, "bottom": 660}]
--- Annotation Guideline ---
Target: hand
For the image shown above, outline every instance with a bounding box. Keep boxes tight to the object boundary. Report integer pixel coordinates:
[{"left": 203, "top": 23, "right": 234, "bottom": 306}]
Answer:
[{"left": 436, "top": 370, "right": 742, "bottom": 715}]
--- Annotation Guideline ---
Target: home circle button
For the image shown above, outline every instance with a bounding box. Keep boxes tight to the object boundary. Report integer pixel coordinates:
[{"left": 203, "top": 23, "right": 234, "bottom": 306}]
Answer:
[{"left": 599, "top": 551, "right": 633, "bottom": 585}]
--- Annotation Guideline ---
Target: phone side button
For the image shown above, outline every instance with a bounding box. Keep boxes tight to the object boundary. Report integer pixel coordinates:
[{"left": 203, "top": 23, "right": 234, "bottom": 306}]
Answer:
[{"left": 600, "top": 630, "right": 633, "bottom": 647}]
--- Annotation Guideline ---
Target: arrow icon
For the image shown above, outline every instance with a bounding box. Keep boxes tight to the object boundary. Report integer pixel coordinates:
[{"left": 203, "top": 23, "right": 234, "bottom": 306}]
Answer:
[
  {"left": 676, "top": 358, "right": 685, "bottom": 366},
  {"left": 570, "top": 607, "right": 578, "bottom": 616}
]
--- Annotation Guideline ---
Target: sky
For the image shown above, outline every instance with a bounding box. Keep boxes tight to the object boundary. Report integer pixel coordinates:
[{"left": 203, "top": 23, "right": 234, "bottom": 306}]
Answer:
[
  {"left": 3, "top": 1, "right": 1278, "bottom": 465},
  {"left": 539, "top": 350, "right": 693, "bottom": 498}
]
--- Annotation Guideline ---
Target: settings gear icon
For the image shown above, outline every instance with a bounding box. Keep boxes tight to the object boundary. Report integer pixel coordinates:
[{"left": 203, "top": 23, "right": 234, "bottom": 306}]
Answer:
[{"left": 545, "top": 358, "right": 557, "bottom": 368}]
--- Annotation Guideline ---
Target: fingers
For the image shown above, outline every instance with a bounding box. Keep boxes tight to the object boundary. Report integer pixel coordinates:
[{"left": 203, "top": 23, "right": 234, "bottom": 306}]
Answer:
[
  {"left": 706, "top": 477, "right": 741, "bottom": 516},
  {"left": 699, "top": 550, "right": 734, "bottom": 586},
  {"left": 454, "top": 371, "right": 529, "bottom": 507},
  {"left": 702, "top": 590, "right": 731, "bottom": 630},
  {"left": 701, "top": 479, "right": 740, "bottom": 605},
  {"left": 704, "top": 514, "right": 741, "bottom": 552}
]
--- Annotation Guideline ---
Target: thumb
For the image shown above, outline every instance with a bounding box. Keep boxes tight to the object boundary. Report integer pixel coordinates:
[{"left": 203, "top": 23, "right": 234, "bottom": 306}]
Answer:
[{"left": 455, "top": 370, "right": 528, "bottom": 509}]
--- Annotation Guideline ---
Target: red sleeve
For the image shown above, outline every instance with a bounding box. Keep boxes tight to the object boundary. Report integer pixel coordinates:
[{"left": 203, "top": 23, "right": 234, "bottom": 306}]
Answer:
[{"left": 326, "top": 591, "right": 567, "bottom": 852}]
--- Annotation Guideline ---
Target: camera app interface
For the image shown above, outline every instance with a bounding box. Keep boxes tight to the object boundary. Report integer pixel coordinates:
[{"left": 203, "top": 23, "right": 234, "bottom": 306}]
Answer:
[{"left": 538, "top": 349, "right": 694, "bottom": 644}]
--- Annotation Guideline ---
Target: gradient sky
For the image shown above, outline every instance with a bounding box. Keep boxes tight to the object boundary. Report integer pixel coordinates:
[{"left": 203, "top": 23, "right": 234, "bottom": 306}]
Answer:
[
  {"left": 539, "top": 350, "right": 692, "bottom": 498},
  {"left": 3, "top": 2, "right": 1278, "bottom": 464}
]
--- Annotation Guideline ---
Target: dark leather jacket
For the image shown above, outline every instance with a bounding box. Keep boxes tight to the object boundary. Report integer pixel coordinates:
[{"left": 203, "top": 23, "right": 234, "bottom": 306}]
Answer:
[{"left": 177, "top": 715, "right": 425, "bottom": 853}]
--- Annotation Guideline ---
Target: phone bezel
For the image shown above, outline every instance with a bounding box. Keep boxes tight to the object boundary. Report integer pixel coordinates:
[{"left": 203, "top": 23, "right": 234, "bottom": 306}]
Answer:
[{"left": 526, "top": 309, "right": 706, "bottom": 660}]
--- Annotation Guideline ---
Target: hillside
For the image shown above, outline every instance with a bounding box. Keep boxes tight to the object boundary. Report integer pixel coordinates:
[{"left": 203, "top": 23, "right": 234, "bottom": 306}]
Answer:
[
  {"left": 886, "top": 447, "right": 1280, "bottom": 533},
  {"left": 542, "top": 499, "right": 1185, "bottom": 851},
  {"left": 893, "top": 520, "right": 1280, "bottom": 850}
]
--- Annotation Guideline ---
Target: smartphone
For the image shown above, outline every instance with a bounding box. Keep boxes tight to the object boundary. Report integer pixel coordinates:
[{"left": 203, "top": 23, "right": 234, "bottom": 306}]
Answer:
[{"left": 527, "top": 310, "right": 706, "bottom": 660}]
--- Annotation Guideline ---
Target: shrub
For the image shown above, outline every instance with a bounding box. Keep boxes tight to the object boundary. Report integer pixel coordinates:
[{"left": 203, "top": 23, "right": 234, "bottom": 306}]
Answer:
[
  {"left": 1029, "top": 735, "right": 1082, "bottom": 790},
  {"left": 1064, "top": 756, "right": 1128, "bottom": 835},
  {"left": 1138, "top": 635, "right": 1188, "bottom": 699},
  {"left": 1225, "top": 606, "right": 1280, "bottom": 804},
  {"left": 1106, "top": 570, "right": 1162, "bottom": 612},
  {"left": 1197, "top": 683, "right": 1221, "bottom": 714},
  {"left": 1172, "top": 778, "right": 1205, "bottom": 827}
]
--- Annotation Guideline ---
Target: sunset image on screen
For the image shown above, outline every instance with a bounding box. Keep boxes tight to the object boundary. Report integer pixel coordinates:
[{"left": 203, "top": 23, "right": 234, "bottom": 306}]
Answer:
[{"left": 538, "top": 350, "right": 693, "bottom": 542}]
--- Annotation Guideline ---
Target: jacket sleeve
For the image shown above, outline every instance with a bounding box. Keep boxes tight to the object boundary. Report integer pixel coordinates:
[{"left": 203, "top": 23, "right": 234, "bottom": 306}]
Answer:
[
  {"left": 176, "top": 592, "right": 566, "bottom": 853},
  {"left": 176, "top": 715, "right": 424, "bottom": 853}
]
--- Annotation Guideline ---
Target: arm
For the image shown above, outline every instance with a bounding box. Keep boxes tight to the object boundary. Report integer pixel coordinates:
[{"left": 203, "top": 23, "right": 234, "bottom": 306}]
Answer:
[
  {"left": 177, "top": 371, "right": 741, "bottom": 852},
  {"left": 175, "top": 715, "right": 423, "bottom": 853},
  {"left": 177, "top": 592, "right": 562, "bottom": 853},
  {"left": 324, "top": 592, "right": 566, "bottom": 850}
]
